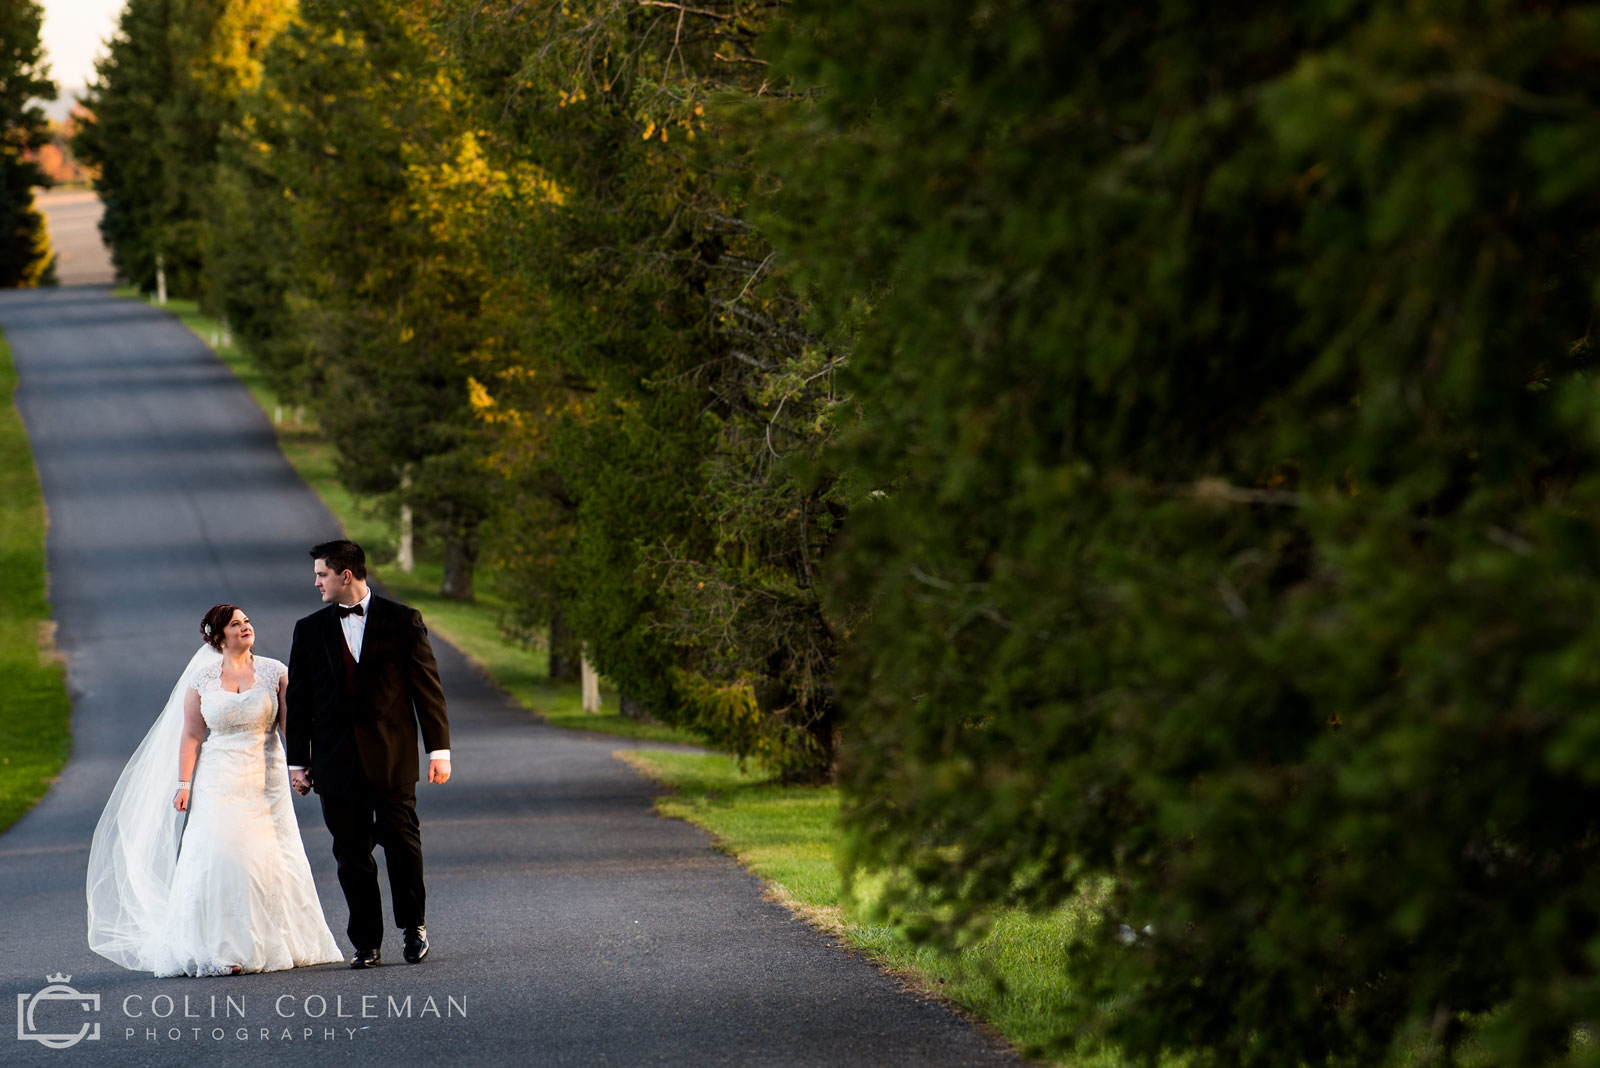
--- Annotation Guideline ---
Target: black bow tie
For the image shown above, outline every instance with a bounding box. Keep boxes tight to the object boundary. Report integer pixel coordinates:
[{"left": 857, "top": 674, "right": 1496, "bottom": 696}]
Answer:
[{"left": 338, "top": 604, "right": 365, "bottom": 618}]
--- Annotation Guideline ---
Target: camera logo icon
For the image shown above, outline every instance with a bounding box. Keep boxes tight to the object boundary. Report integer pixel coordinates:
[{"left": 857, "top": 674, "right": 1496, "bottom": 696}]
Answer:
[{"left": 16, "top": 974, "right": 100, "bottom": 1049}]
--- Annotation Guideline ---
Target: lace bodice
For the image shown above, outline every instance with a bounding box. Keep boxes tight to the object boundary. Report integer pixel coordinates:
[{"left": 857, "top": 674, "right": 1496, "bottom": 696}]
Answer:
[{"left": 191, "top": 655, "right": 286, "bottom": 738}]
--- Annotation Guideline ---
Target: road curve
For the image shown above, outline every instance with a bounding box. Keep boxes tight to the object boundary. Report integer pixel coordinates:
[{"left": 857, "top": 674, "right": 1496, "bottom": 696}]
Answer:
[{"left": 0, "top": 286, "right": 1016, "bottom": 1068}]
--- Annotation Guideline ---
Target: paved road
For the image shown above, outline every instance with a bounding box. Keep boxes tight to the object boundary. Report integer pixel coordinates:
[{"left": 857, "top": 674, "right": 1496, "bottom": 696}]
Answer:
[
  {"left": 0, "top": 286, "right": 1016, "bottom": 1066},
  {"left": 36, "top": 190, "right": 116, "bottom": 286}
]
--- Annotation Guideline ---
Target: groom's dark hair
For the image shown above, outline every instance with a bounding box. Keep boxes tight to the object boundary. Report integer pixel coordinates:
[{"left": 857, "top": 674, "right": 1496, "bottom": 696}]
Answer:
[{"left": 311, "top": 539, "right": 367, "bottom": 580}]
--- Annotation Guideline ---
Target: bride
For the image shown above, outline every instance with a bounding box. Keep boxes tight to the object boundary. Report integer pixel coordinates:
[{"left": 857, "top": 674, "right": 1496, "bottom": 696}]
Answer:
[{"left": 86, "top": 604, "right": 344, "bottom": 976}]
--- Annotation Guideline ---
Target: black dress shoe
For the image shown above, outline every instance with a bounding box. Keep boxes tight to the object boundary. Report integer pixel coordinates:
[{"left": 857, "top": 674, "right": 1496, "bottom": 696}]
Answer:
[
  {"left": 349, "top": 947, "right": 381, "bottom": 969},
  {"left": 403, "top": 925, "right": 429, "bottom": 964}
]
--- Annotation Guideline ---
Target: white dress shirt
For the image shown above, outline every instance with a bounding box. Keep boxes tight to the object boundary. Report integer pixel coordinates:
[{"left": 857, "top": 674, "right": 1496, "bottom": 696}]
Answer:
[
  {"left": 287, "top": 589, "right": 451, "bottom": 770},
  {"left": 340, "top": 589, "right": 373, "bottom": 662}
]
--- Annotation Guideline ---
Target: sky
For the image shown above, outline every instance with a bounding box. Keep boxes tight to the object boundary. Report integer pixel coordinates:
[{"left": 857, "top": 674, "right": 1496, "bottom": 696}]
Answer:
[{"left": 39, "top": 0, "right": 126, "bottom": 116}]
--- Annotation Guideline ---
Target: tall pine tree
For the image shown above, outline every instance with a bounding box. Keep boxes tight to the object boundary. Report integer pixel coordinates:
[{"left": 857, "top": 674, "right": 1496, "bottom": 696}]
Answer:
[
  {"left": 0, "top": 0, "right": 55, "bottom": 288},
  {"left": 75, "top": 0, "right": 290, "bottom": 296},
  {"left": 224, "top": 0, "right": 500, "bottom": 597}
]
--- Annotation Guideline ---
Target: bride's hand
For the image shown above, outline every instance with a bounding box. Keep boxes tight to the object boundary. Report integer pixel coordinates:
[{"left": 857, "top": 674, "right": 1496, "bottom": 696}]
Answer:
[{"left": 173, "top": 787, "right": 190, "bottom": 813}]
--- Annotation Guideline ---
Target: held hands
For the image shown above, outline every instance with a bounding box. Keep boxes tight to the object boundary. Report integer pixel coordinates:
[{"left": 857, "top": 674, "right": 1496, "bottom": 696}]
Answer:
[{"left": 283, "top": 766, "right": 445, "bottom": 790}]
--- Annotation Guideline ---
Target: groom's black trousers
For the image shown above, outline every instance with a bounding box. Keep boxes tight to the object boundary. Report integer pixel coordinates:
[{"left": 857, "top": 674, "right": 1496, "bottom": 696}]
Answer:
[{"left": 319, "top": 780, "right": 425, "bottom": 950}]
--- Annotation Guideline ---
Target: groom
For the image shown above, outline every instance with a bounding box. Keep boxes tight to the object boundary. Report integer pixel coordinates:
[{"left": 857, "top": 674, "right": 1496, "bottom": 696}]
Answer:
[{"left": 286, "top": 539, "right": 452, "bottom": 968}]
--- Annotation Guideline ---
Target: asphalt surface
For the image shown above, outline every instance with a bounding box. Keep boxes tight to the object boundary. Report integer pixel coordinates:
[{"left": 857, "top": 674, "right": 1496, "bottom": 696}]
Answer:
[
  {"left": 0, "top": 282, "right": 1017, "bottom": 1066},
  {"left": 36, "top": 190, "right": 116, "bottom": 286}
]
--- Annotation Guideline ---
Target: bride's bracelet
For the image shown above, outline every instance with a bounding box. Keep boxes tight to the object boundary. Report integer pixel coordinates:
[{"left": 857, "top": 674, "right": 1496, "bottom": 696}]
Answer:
[{"left": 176, "top": 781, "right": 190, "bottom": 790}]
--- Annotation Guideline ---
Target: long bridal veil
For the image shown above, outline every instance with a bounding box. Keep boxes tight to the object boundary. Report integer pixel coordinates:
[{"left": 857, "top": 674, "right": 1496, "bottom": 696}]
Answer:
[{"left": 86, "top": 643, "right": 221, "bottom": 969}]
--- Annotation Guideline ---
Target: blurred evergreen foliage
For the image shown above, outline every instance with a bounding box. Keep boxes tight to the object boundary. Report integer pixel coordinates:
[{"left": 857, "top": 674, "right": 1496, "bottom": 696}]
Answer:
[
  {"left": 753, "top": 2, "right": 1600, "bottom": 1064},
  {"left": 0, "top": 0, "right": 55, "bottom": 288}
]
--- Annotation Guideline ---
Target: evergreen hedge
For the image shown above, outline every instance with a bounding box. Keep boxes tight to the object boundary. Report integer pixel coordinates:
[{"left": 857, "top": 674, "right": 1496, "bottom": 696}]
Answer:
[{"left": 756, "top": 2, "right": 1600, "bottom": 1064}]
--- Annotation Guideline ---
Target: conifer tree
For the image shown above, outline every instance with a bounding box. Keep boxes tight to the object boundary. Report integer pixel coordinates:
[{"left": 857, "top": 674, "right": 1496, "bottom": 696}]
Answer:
[
  {"left": 0, "top": 0, "right": 56, "bottom": 288},
  {"left": 227, "top": 0, "right": 499, "bottom": 598},
  {"left": 436, "top": 0, "right": 846, "bottom": 770},
  {"left": 75, "top": 0, "right": 290, "bottom": 296}
]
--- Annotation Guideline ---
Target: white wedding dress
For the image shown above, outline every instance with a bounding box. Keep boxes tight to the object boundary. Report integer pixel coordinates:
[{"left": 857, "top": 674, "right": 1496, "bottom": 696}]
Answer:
[{"left": 87, "top": 649, "right": 344, "bottom": 976}]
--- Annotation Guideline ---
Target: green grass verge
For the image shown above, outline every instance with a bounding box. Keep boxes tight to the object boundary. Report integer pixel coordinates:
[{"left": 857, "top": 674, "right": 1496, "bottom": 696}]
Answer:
[
  {"left": 0, "top": 329, "right": 72, "bottom": 833},
  {"left": 616, "top": 749, "right": 1116, "bottom": 1067},
  {"left": 119, "top": 290, "right": 700, "bottom": 747}
]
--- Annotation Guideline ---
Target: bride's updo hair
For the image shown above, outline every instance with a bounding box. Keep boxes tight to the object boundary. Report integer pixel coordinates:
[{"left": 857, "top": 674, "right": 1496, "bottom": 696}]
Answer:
[{"left": 200, "top": 604, "right": 244, "bottom": 650}]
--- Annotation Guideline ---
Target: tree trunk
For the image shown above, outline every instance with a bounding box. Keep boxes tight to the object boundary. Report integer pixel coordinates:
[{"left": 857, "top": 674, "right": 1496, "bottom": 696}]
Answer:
[
  {"left": 619, "top": 690, "right": 654, "bottom": 723},
  {"left": 397, "top": 503, "right": 414, "bottom": 573},
  {"left": 397, "top": 470, "right": 414, "bottom": 573},
  {"left": 580, "top": 650, "right": 601, "bottom": 713},
  {"left": 756, "top": 673, "right": 837, "bottom": 784},
  {"left": 802, "top": 700, "right": 840, "bottom": 783},
  {"left": 439, "top": 533, "right": 476, "bottom": 601},
  {"left": 547, "top": 607, "right": 579, "bottom": 683}
]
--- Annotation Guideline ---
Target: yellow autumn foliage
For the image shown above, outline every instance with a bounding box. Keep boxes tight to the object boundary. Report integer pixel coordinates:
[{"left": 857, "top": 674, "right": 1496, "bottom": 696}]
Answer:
[{"left": 195, "top": 0, "right": 297, "bottom": 98}]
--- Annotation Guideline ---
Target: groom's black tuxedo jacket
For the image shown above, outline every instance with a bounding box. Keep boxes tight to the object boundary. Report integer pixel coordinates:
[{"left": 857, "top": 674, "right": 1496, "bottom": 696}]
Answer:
[{"left": 285, "top": 595, "right": 450, "bottom": 796}]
